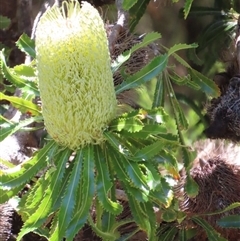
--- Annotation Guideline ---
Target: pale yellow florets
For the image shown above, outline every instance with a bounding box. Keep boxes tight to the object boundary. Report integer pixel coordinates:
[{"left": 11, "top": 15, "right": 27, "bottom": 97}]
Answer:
[{"left": 35, "top": 1, "right": 117, "bottom": 150}]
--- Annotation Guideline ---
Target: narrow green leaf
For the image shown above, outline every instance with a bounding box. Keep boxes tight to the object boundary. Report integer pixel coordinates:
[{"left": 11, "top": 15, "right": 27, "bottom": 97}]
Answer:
[
  {"left": 120, "top": 154, "right": 149, "bottom": 190},
  {"left": 17, "top": 148, "right": 71, "bottom": 241},
  {"left": 168, "top": 43, "right": 198, "bottom": 56},
  {"left": 217, "top": 215, "right": 240, "bottom": 228},
  {"left": 184, "top": 175, "right": 199, "bottom": 198},
  {"left": 0, "top": 15, "right": 11, "bottom": 29},
  {"left": 127, "top": 194, "right": 150, "bottom": 232},
  {"left": 115, "top": 54, "right": 168, "bottom": 94},
  {"left": 0, "top": 51, "right": 38, "bottom": 91},
  {"left": 104, "top": 131, "right": 130, "bottom": 157},
  {"left": 0, "top": 92, "right": 41, "bottom": 116},
  {"left": 122, "top": 0, "right": 137, "bottom": 10},
  {"left": 65, "top": 146, "right": 95, "bottom": 240},
  {"left": 172, "top": 52, "right": 191, "bottom": 68},
  {"left": 0, "top": 141, "right": 57, "bottom": 189},
  {"left": 158, "top": 226, "right": 178, "bottom": 241},
  {"left": 152, "top": 74, "right": 165, "bottom": 108},
  {"left": 0, "top": 116, "right": 42, "bottom": 142},
  {"left": 129, "top": 0, "right": 151, "bottom": 31},
  {"left": 180, "top": 228, "right": 187, "bottom": 241},
  {"left": 190, "top": 69, "right": 220, "bottom": 97},
  {"left": 95, "top": 145, "right": 122, "bottom": 215},
  {"left": 183, "top": 0, "right": 194, "bottom": 19},
  {"left": 192, "top": 217, "right": 227, "bottom": 241},
  {"left": 140, "top": 201, "right": 156, "bottom": 240},
  {"left": 0, "top": 184, "right": 25, "bottom": 204},
  {"left": 206, "top": 203, "right": 240, "bottom": 216},
  {"left": 165, "top": 76, "right": 188, "bottom": 130},
  {"left": 50, "top": 151, "right": 83, "bottom": 241},
  {"left": 16, "top": 33, "right": 36, "bottom": 58},
  {"left": 134, "top": 139, "right": 177, "bottom": 161}
]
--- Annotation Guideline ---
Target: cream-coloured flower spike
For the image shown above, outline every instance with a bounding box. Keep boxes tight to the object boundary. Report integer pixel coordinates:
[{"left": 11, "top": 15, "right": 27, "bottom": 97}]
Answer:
[{"left": 35, "top": 0, "right": 117, "bottom": 150}]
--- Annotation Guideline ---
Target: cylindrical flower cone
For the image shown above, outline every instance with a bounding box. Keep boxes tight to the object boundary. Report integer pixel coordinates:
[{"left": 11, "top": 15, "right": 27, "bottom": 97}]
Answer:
[{"left": 35, "top": 1, "right": 117, "bottom": 150}]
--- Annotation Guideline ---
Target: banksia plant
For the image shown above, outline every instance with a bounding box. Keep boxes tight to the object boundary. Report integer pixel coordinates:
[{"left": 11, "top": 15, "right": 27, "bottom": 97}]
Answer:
[
  {"left": 35, "top": 1, "right": 117, "bottom": 150},
  {"left": 1, "top": 1, "right": 232, "bottom": 240}
]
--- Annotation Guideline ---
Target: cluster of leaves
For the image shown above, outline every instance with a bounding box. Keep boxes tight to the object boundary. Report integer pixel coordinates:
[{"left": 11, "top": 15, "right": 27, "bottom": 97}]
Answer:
[{"left": 0, "top": 0, "right": 240, "bottom": 241}]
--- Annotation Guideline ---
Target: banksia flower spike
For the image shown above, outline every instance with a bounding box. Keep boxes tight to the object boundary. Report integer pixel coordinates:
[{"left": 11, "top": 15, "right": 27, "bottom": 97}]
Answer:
[{"left": 35, "top": 0, "right": 117, "bottom": 150}]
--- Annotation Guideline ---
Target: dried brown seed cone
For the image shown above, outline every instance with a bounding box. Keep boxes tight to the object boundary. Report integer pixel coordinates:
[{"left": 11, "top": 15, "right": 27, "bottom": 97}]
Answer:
[
  {"left": 0, "top": 203, "right": 14, "bottom": 241},
  {"left": 175, "top": 140, "right": 240, "bottom": 241},
  {"left": 205, "top": 76, "right": 240, "bottom": 142}
]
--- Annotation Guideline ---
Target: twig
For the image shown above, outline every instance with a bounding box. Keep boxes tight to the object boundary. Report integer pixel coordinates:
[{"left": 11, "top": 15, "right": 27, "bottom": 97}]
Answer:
[{"left": 108, "top": 0, "right": 129, "bottom": 54}]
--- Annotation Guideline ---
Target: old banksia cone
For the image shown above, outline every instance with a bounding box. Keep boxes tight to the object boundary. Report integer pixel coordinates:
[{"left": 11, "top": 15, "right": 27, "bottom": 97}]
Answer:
[{"left": 35, "top": 1, "right": 117, "bottom": 150}]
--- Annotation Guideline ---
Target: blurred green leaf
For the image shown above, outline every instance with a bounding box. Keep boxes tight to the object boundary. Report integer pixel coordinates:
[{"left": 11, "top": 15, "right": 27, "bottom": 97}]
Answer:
[
  {"left": 217, "top": 215, "right": 240, "bottom": 228},
  {"left": 128, "top": 0, "right": 151, "bottom": 31},
  {"left": 190, "top": 69, "right": 220, "bottom": 97},
  {"left": 95, "top": 145, "right": 123, "bottom": 215},
  {"left": 184, "top": 175, "right": 199, "bottom": 198},
  {"left": 161, "top": 209, "right": 177, "bottom": 222},
  {"left": 122, "top": 0, "right": 138, "bottom": 10},
  {"left": 0, "top": 92, "right": 41, "bottom": 116},
  {"left": 0, "top": 15, "right": 11, "bottom": 29},
  {"left": 192, "top": 217, "right": 227, "bottom": 241}
]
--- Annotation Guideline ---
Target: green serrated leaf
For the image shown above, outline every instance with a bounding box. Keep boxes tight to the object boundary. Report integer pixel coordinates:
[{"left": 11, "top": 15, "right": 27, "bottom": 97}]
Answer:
[
  {"left": 134, "top": 140, "right": 167, "bottom": 160},
  {"left": 50, "top": 150, "right": 83, "bottom": 241},
  {"left": 206, "top": 202, "right": 240, "bottom": 216},
  {"left": 217, "top": 215, "right": 240, "bottom": 228},
  {"left": 120, "top": 153, "right": 149, "bottom": 190},
  {"left": 0, "top": 141, "right": 57, "bottom": 189},
  {"left": 165, "top": 76, "right": 188, "bottom": 130},
  {"left": 127, "top": 194, "right": 150, "bottom": 232},
  {"left": 16, "top": 33, "right": 36, "bottom": 58},
  {"left": 115, "top": 54, "right": 168, "bottom": 94},
  {"left": 13, "top": 64, "right": 36, "bottom": 81},
  {"left": 161, "top": 209, "right": 177, "bottom": 222},
  {"left": 158, "top": 226, "right": 178, "bottom": 241},
  {"left": 0, "top": 184, "right": 25, "bottom": 204},
  {"left": 0, "top": 92, "right": 41, "bottom": 116},
  {"left": 183, "top": 0, "right": 194, "bottom": 19},
  {"left": 192, "top": 217, "right": 227, "bottom": 241},
  {"left": 168, "top": 43, "right": 198, "bottom": 56},
  {"left": 0, "top": 50, "right": 38, "bottom": 91},
  {"left": 17, "top": 148, "right": 71, "bottom": 241},
  {"left": 110, "top": 117, "right": 144, "bottom": 132},
  {"left": 140, "top": 201, "right": 156, "bottom": 241},
  {"left": 129, "top": 0, "right": 151, "bottom": 31},
  {"left": 95, "top": 145, "right": 122, "bottom": 215},
  {"left": 190, "top": 69, "right": 220, "bottom": 97},
  {"left": 150, "top": 177, "right": 173, "bottom": 207},
  {"left": 152, "top": 73, "right": 165, "bottom": 108},
  {"left": 0, "top": 15, "right": 11, "bottom": 29},
  {"left": 184, "top": 174, "right": 199, "bottom": 198},
  {"left": 0, "top": 116, "right": 43, "bottom": 142},
  {"left": 104, "top": 131, "right": 130, "bottom": 157},
  {"left": 65, "top": 146, "right": 95, "bottom": 241}
]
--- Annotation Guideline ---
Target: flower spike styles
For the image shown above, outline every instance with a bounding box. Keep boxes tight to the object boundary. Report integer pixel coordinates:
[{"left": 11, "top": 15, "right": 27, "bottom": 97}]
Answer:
[{"left": 35, "top": 1, "right": 117, "bottom": 150}]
